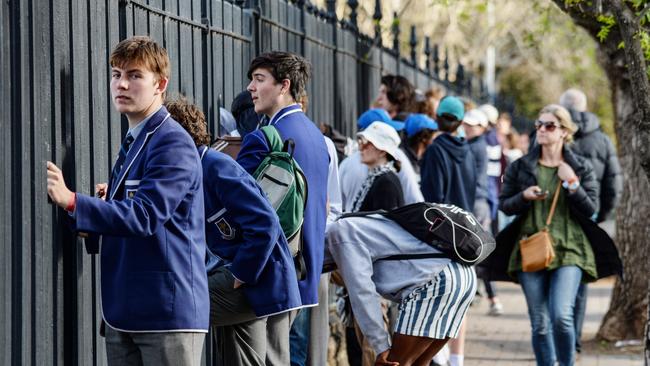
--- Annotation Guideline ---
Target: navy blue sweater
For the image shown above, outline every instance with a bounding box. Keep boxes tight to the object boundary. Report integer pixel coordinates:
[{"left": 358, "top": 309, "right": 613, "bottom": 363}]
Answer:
[
  {"left": 468, "top": 134, "right": 489, "bottom": 201},
  {"left": 420, "top": 133, "right": 477, "bottom": 211}
]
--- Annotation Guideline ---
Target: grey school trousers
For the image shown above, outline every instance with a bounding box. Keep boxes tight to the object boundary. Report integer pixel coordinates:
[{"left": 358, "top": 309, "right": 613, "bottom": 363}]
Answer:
[
  {"left": 209, "top": 266, "right": 295, "bottom": 366},
  {"left": 105, "top": 326, "right": 205, "bottom": 366}
]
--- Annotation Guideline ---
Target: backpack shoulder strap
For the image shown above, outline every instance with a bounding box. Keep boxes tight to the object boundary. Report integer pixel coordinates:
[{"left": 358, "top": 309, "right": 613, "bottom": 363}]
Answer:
[
  {"left": 338, "top": 210, "right": 388, "bottom": 220},
  {"left": 379, "top": 253, "right": 448, "bottom": 261},
  {"left": 260, "top": 125, "right": 284, "bottom": 152}
]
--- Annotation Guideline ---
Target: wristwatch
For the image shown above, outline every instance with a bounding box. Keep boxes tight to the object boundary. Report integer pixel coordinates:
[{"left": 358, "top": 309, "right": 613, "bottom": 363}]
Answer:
[{"left": 562, "top": 177, "right": 580, "bottom": 192}]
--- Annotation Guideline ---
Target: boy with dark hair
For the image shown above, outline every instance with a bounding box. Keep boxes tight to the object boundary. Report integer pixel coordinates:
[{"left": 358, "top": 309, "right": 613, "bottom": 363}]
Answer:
[
  {"left": 375, "top": 74, "right": 416, "bottom": 120},
  {"left": 420, "top": 96, "right": 477, "bottom": 212},
  {"left": 420, "top": 96, "right": 477, "bottom": 366},
  {"left": 46, "top": 36, "right": 208, "bottom": 366},
  {"left": 165, "top": 97, "right": 302, "bottom": 366},
  {"left": 237, "top": 51, "right": 329, "bottom": 365}
]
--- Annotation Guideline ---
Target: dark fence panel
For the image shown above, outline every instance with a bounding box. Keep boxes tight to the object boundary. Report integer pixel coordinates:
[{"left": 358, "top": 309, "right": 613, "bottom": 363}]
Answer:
[
  {"left": 2, "top": 1, "right": 483, "bottom": 365},
  {"left": 1, "top": 0, "right": 11, "bottom": 362}
]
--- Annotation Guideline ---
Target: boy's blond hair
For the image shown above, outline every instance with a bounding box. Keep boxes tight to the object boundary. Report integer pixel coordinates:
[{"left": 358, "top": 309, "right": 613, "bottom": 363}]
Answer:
[{"left": 110, "top": 36, "right": 170, "bottom": 82}]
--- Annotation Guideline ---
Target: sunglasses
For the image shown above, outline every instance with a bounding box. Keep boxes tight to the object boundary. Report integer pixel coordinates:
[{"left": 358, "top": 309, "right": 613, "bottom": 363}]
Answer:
[
  {"left": 357, "top": 136, "right": 370, "bottom": 147},
  {"left": 534, "top": 120, "right": 561, "bottom": 132}
]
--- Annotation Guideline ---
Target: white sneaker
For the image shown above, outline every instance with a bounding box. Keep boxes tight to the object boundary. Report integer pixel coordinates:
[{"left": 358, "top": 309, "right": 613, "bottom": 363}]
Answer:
[{"left": 488, "top": 302, "right": 503, "bottom": 316}]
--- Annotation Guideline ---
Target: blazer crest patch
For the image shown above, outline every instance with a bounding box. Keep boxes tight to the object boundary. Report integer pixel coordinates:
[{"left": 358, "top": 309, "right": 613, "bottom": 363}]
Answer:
[{"left": 215, "top": 218, "right": 236, "bottom": 240}]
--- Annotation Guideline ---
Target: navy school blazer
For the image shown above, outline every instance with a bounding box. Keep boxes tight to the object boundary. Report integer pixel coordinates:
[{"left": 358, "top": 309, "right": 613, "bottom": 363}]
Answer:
[
  {"left": 199, "top": 146, "right": 302, "bottom": 316},
  {"left": 73, "top": 107, "right": 210, "bottom": 332},
  {"left": 236, "top": 104, "right": 329, "bottom": 306}
]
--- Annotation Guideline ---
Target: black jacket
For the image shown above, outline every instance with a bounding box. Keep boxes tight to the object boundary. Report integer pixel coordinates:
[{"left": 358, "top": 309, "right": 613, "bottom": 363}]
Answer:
[
  {"left": 359, "top": 172, "right": 404, "bottom": 212},
  {"left": 479, "top": 145, "right": 622, "bottom": 282},
  {"left": 568, "top": 109, "right": 622, "bottom": 222}
]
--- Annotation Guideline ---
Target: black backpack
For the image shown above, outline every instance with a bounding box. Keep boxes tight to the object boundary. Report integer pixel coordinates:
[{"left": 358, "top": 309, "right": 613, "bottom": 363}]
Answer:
[{"left": 340, "top": 202, "right": 496, "bottom": 266}]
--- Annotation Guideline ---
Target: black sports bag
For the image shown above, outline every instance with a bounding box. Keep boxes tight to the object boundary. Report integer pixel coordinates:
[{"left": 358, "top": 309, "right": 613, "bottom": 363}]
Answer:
[{"left": 340, "top": 202, "right": 496, "bottom": 266}]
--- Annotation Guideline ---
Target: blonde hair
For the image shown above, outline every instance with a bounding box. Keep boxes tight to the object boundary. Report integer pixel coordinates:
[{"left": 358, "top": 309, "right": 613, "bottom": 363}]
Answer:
[
  {"left": 110, "top": 36, "right": 170, "bottom": 82},
  {"left": 539, "top": 104, "right": 577, "bottom": 143}
]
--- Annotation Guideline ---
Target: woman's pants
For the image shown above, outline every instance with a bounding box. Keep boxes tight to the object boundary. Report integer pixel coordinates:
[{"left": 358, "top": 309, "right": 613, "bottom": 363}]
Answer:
[{"left": 518, "top": 265, "right": 582, "bottom": 366}]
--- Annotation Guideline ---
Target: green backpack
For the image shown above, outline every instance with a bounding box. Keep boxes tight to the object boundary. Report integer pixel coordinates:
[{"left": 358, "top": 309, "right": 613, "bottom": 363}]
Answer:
[{"left": 253, "top": 125, "right": 308, "bottom": 280}]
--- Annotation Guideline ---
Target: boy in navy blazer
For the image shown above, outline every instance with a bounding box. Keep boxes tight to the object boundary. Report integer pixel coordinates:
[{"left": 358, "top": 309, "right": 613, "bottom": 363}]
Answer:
[
  {"left": 165, "top": 98, "right": 302, "bottom": 365},
  {"left": 236, "top": 52, "right": 329, "bottom": 365},
  {"left": 46, "top": 36, "right": 208, "bottom": 366}
]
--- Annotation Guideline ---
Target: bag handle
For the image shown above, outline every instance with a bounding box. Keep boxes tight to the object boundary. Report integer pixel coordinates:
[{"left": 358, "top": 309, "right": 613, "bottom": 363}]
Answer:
[
  {"left": 426, "top": 206, "right": 485, "bottom": 264},
  {"left": 545, "top": 182, "right": 562, "bottom": 227}
]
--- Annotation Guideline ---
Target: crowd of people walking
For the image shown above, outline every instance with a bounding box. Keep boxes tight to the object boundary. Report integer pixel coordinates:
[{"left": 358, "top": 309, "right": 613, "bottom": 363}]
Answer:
[{"left": 45, "top": 36, "right": 622, "bottom": 366}]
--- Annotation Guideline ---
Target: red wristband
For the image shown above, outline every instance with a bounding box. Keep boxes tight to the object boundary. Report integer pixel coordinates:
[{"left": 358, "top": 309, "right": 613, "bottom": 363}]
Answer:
[{"left": 65, "top": 192, "right": 76, "bottom": 212}]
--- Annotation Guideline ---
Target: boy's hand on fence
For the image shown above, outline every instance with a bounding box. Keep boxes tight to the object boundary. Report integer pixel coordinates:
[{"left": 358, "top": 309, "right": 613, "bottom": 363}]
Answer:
[
  {"left": 46, "top": 161, "right": 74, "bottom": 210},
  {"left": 375, "top": 349, "right": 399, "bottom": 366},
  {"left": 95, "top": 183, "right": 108, "bottom": 200}
]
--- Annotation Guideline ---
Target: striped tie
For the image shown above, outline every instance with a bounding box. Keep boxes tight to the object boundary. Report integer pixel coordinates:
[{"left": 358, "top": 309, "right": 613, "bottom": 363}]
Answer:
[{"left": 110, "top": 133, "right": 134, "bottom": 189}]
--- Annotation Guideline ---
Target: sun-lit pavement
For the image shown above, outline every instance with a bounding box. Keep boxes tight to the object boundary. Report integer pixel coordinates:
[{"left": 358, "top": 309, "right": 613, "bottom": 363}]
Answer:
[{"left": 465, "top": 279, "right": 643, "bottom": 366}]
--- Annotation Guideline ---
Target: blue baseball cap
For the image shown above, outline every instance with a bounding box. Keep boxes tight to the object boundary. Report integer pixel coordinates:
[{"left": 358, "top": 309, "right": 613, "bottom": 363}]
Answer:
[
  {"left": 436, "top": 96, "right": 465, "bottom": 121},
  {"left": 404, "top": 113, "right": 438, "bottom": 137},
  {"left": 357, "top": 108, "right": 405, "bottom": 131}
]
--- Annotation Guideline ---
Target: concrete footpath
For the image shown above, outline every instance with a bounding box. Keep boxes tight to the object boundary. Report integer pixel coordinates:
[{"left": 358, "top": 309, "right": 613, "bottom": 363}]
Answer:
[{"left": 465, "top": 279, "right": 643, "bottom": 366}]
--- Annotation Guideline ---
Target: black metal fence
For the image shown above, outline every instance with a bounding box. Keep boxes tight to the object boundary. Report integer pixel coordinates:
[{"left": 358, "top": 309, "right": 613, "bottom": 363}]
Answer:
[{"left": 1, "top": 0, "right": 486, "bottom": 365}]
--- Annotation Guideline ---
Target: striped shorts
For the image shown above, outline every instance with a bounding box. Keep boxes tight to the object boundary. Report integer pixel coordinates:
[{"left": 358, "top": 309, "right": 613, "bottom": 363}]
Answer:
[{"left": 394, "top": 261, "right": 477, "bottom": 339}]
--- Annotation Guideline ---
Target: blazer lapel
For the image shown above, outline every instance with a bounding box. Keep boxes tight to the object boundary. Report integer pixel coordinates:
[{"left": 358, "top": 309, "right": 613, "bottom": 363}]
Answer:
[{"left": 109, "top": 107, "right": 171, "bottom": 200}]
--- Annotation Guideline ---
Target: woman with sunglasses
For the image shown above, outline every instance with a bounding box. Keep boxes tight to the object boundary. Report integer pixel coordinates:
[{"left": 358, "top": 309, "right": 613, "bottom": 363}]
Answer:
[
  {"left": 350, "top": 121, "right": 404, "bottom": 213},
  {"left": 484, "top": 104, "right": 621, "bottom": 366}
]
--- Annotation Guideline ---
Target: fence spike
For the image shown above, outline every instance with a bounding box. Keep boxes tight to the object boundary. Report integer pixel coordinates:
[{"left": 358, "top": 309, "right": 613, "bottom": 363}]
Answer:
[
  {"left": 348, "top": 0, "right": 359, "bottom": 30},
  {"left": 456, "top": 63, "right": 465, "bottom": 94},
  {"left": 443, "top": 48, "right": 450, "bottom": 83},
  {"left": 373, "top": 0, "right": 382, "bottom": 42},
  {"left": 433, "top": 44, "right": 439, "bottom": 79},
  {"left": 424, "top": 36, "right": 431, "bottom": 73},
  {"left": 409, "top": 25, "right": 417, "bottom": 65},
  {"left": 326, "top": 0, "right": 337, "bottom": 19},
  {"left": 391, "top": 11, "right": 400, "bottom": 54}
]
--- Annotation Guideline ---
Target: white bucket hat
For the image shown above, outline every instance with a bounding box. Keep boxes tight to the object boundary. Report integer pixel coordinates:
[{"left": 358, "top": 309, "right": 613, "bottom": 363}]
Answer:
[
  {"left": 357, "top": 121, "right": 401, "bottom": 160},
  {"left": 463, "top": 109, "right": 489, "bottom": 128}
]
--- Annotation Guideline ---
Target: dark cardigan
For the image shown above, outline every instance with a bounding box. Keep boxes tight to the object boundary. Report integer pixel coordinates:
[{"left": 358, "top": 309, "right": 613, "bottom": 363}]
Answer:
[{"left": 478, "top": 145, "right": 622, "bottom": 282}]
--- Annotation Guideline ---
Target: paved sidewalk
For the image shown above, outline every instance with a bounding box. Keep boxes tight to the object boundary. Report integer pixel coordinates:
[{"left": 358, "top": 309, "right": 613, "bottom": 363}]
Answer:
[{"left": 465, "top": 279, "right": 642, "bottom": 365}]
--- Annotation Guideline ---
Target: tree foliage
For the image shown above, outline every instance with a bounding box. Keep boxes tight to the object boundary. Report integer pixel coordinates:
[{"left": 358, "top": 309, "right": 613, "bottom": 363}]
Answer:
[{"left": 316, "top": 0, "right": 616, "bottom": 139}]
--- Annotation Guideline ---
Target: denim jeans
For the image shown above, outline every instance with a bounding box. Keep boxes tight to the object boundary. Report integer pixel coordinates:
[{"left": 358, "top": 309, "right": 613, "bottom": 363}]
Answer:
[
  {"left": 518, "top": 266, "right": 582, "bottom": 366},
  {"left": 573, "top": 283, "right": 588, "bottom": 352},
  {"left": 289, "top": 308, "right": 311, "bottom": 366}
]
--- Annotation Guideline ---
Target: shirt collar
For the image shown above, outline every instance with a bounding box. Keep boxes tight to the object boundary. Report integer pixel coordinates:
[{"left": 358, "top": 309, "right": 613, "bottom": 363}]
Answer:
[
  {"left": 128, "top": 106, "right": 162, "bottom": 141},
  {"left": 268, "top": 103, "right": 301, "bottom": 125}
]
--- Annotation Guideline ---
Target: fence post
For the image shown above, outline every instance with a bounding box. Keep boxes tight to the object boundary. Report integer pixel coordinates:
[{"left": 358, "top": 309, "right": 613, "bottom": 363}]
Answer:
[
  {"left": 348, "top": 0, "right": 358, "bottom": 30},
  {"left": 443, "top": 48, "right": 450, "bottom": 86},
  {"left": 373, "top": 0, "right": 382, "bottom": 43},
  {"left": 424, "top": 36, "right": 431, "bottom": 74},
  {"left": 433, "top": 44, "right": 439, "bottom": 80},
  {"left": 391, "top": 11, "right": 399, "bottom": 53},
  {"left": 243, "top": 0, "right": 261, "bottom": 56},
  {"left": 327, "top": 0, "right": 340, "bottom": 127},
  {"left": 456, "top": 63, "right": 464, "bottom": 95},
  {"left": 391, "top": 11, "right": 399, "bottom": 73},
  {"left": 409, "top": 25, "right": 417, "bottom": 66}
]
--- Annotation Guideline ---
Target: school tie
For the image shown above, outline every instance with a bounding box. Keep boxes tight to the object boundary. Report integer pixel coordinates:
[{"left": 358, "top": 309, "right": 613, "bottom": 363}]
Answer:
[{"left": 110, "top": 132, "right": 134, "bottom": 187}]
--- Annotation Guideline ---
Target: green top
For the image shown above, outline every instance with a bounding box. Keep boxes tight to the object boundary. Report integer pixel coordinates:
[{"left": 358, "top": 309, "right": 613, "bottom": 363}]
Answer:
[{"left": 508, "top": 164, "right": 597, "bottom": 282}]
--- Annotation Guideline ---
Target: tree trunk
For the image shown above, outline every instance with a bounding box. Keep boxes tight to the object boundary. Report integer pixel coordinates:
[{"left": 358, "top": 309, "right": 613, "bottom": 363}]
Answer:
[
  {"left": 551, "top": 0, "right": 650, "bottom": 342},
  {"left": 596, "top": 65, "right": 650, "bottom": 340}
]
